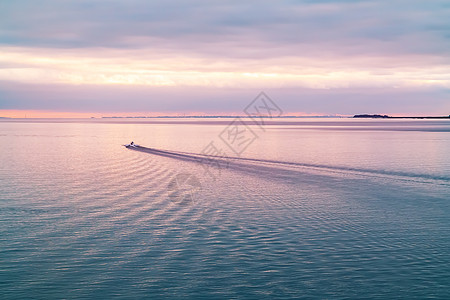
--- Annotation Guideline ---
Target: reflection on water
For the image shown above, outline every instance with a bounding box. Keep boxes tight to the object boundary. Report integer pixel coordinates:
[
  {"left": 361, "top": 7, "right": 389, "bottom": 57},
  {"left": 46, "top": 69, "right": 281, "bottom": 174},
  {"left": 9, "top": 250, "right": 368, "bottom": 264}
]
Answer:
[{"left": 1, "top": 118, "right": 449, "bottom": 299}]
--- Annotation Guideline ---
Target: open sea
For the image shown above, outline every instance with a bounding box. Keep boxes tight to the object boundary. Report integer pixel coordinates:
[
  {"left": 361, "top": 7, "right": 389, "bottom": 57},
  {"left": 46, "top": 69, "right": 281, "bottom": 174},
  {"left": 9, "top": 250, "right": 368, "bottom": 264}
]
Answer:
[{"left": 1, "top": 118, "right": 449, "bottom": 299}]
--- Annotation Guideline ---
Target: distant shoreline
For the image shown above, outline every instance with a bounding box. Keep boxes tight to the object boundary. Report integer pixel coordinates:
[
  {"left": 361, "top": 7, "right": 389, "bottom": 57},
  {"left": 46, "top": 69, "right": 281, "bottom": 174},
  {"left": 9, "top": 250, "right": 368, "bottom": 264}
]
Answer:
[
  {"left": 99, "top": 115, "right": 344, "bottom": 119},
  {"left": 1, "top": 115, "right": 449, "bottom": 120},
  {"left": 353, "top": 114, "right": 450, "bottom": 119},
  {"left": 0, "top": 115, "right": 347, "bottom": 119}
]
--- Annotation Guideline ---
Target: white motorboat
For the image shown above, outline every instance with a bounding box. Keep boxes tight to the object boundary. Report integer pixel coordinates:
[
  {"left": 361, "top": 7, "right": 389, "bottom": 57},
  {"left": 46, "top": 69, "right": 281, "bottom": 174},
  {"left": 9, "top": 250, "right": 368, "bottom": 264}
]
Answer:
[{"left": 124, "top": 141, "right": 139, "bottom": 148}]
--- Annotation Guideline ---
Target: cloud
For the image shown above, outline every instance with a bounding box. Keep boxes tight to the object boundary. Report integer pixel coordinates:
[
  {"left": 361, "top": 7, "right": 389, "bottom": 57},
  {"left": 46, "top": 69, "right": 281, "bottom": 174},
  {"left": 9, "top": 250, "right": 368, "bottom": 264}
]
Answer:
[
  {"left": 1, "top": 81, "right": 449, "bottom": 115},
  {"left": 0, "top": 0, "right": 449, "bottom": 115},
  {"left": 0, "top": 46, "right": 449, "bottom": 89},
  {"left": 1, "top": 0, "right": 449, "bottom": 58}
]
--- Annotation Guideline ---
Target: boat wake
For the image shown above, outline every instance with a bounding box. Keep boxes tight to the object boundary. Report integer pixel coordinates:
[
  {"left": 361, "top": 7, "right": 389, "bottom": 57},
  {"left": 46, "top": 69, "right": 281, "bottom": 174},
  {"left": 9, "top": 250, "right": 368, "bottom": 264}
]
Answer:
[{"left": 126, "top": 145, "right": 450, "bottom": 185}]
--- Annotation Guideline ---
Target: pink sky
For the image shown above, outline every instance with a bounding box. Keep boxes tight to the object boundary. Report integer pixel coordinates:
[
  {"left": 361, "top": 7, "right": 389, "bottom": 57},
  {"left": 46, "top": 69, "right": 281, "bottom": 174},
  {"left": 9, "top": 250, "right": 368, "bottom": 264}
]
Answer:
[{"left": 1, "top": 1, "right": 449, "bottom": 117}]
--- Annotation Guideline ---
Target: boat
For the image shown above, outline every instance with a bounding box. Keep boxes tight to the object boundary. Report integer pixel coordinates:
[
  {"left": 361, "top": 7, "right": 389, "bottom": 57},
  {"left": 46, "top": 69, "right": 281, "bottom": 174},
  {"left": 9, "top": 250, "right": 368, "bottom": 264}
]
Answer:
[{"left": 124, "top": 141, "right": 139, "bottom": 148}]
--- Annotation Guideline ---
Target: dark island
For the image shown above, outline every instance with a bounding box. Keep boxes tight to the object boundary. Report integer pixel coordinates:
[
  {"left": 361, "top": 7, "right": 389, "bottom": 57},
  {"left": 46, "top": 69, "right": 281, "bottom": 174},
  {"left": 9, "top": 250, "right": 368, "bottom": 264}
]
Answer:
[{"left": 354, "top": 114, "right": 390, "bottom": 118}]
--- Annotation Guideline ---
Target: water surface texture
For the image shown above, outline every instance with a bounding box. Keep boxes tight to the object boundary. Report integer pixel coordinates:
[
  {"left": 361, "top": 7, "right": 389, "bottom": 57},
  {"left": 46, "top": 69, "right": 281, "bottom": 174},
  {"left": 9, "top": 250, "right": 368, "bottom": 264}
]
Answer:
[{"left": 1, "top": 118, "right": 449, "bottom": 299}]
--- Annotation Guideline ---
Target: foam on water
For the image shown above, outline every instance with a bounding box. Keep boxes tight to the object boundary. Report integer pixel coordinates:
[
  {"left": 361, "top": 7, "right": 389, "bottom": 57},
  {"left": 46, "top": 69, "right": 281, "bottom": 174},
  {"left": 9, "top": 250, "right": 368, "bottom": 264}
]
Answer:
[{"left": 129, "top": 145, "right": 450, "bottom": 185}]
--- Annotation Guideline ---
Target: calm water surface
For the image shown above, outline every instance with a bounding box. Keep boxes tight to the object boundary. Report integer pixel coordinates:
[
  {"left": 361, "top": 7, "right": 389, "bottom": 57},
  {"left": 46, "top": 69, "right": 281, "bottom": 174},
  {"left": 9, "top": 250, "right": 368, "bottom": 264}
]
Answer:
[{"left": 1, "top": 118, "right": 449, "bottom": 299}]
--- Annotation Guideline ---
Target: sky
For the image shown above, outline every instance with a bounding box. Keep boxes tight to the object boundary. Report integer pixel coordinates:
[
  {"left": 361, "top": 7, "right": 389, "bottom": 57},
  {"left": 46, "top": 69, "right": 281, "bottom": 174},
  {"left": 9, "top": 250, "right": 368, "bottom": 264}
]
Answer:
[{"left": 0, "top": 0, "right": 449, "bottom": 117}]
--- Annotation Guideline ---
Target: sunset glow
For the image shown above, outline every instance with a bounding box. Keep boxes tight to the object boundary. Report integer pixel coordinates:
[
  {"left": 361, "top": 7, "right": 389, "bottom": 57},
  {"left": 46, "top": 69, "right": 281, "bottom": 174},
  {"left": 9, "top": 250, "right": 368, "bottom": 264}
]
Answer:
[{"left": 1, "top": 47, "right": 449, "bottom": 89}]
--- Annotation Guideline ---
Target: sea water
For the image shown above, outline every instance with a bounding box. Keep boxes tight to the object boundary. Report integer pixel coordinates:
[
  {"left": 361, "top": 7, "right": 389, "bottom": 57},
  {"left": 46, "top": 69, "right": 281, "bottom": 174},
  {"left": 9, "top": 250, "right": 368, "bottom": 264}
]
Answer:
[{"left": 1, "top": 118, "right": 449, "bottom": 299}]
